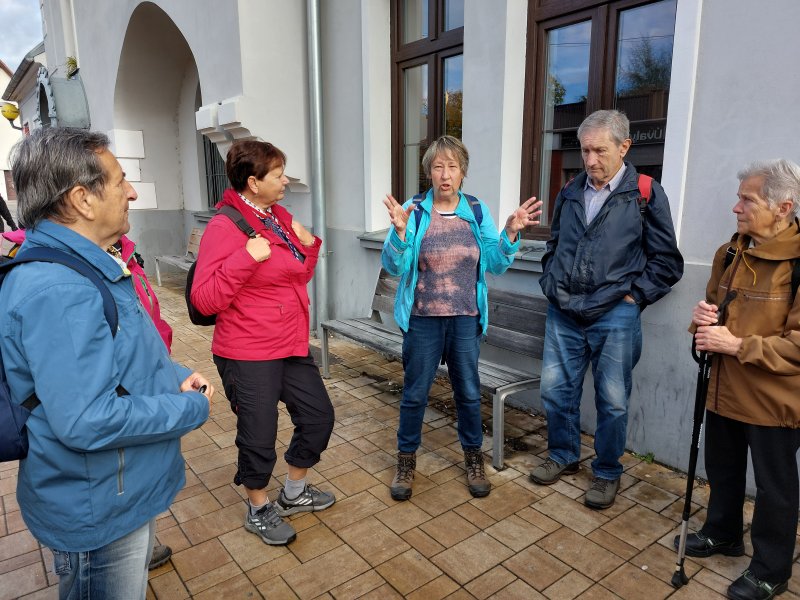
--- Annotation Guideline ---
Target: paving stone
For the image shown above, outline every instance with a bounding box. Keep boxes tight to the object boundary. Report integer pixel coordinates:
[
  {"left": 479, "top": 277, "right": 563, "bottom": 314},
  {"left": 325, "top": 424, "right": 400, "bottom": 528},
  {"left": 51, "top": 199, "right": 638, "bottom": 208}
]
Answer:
[
  {"left": 316, "top": 490, "right": 388, "bottom": 532},
  {"left": 484, "top": 514, "right": 545, "bottom": 551},
  {"left": 597, "top": 562, "right": 673, "bottom": 600},
  {"left": 328, "top": 466, "right": 381, "bottom": 497},
  {"left": 600, "top": 505, "right": 676, "bottom": 551},
  {"left": 375, "top": 498, "right": 433, "bottom": 533},
  {"left": 411, "top": 479, "right": 473, "bottom": 517},
  {"left": 454, "top": 502, "right": 497, "bottom": 530},
  {"left": 170, "top": 491, "right": 222, "bottom": 523},
  {"left": 619, "top": 480, "right": 679, "bottom": 513},
  {"left": 464, "top": 566, "right": 518, "bottom": 600},
  {"left": 192, "top": 573, "right": 260, "bottom": 599},
  {"left": 338, "top": 515, "right": 410, "bottom": 566},
  {"left": 0, "top": 562, "right": 47, "bottom": 600},
  {"left": 0, "top": 550, "right": 40, "bottom": 577},
  {"left": 170, "top": 538, "right": 232, "bottom": 582},
  {"left": 574, "top": 584, "right": 624, "bottom": 599},
  {"left": 376, "top": 548, "right": 443, "bottom": 596},
  {"left": 627, "top": 540, "right": 702, "bottom": 584},
  {"left": 401, "top": 527, "right": 446, "bottom": 557},
  {"left": 470, "top": 481, "right": 539, "bottom": 521},
  {"left": 420, "top": 511, "right": 480, "bottom": 548},
  {"left": 328, "top": 569, "right": 386, "bottom": 599},
  {"left": 180, "top": 503, "right": 243, "bottom": 545},
  {"left": 246, "top": 553, "right": 301, "bottom": 586},
  {"left": 536, "top": 527, "right": 625, "bottom": 581},
  {"left": 489, "top": 578, "right": 545, "bottom": 599},
  {"left": 433, "top": 532, "right": 515, "bottom": 585},
  {"left": 255, "top": 575, "right": 299, "bottom": 599},
  {"left": 282, "top": 545, "right": 370, "bottom": 599},
  {"left": 358, "top": 583, "right": 405, "bottom": 599},
  {"left": 407, "top": 574, "right": 461, "bottom": 600},
  {"left": 533, "top": 492, "right": 608, "bottom": 536},
  {"left": 148, "top": 569, "right": 191, "bottom": 600},
  {"left": 541, "top": 570, "right": 594, "bottom": 600},
  {"left": 502, "top": 544, "right": 571, "bottom": 591},
  {"left": 0, "top": 530, "right": 38, "bottom": 562}
]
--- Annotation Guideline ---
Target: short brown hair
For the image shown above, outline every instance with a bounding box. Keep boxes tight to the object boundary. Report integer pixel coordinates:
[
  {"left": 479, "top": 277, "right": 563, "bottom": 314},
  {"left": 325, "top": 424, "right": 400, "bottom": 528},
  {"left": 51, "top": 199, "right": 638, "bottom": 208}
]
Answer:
[{"left": 225, "top": 140, "right": 286, "bottom": 192}]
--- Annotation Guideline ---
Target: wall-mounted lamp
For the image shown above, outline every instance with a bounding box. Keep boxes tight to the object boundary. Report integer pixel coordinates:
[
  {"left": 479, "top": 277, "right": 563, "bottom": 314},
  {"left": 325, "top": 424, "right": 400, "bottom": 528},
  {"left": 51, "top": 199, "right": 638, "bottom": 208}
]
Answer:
[{"left": 1, "top": 103, "right": 22, "bottom": 131}]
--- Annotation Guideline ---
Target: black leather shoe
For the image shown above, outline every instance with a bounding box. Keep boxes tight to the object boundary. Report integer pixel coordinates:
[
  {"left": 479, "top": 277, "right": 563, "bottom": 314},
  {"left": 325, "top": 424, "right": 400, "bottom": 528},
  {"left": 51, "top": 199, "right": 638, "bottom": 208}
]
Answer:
[
  {"left": 727, "top": 570, "right": 788, "bottom": 600},
  {"left": 673, "top": 531, "right": 744, "bottom": 558}
]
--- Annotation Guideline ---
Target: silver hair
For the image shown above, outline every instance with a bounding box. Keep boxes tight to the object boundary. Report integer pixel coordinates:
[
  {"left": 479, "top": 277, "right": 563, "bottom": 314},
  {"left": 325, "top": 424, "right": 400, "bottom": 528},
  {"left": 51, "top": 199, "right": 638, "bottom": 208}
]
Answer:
[
  {"left": 10, "top": 127, "right": 110, "bottom": 228},
  {"left": 577, "top": 109, "right": 630, "bottom": 146},
  {"left": 421, "top": 135, "right": 469, "bottom": 180},
  {"left": 737, "top": 159, "right": 800, "bottom": 219}
]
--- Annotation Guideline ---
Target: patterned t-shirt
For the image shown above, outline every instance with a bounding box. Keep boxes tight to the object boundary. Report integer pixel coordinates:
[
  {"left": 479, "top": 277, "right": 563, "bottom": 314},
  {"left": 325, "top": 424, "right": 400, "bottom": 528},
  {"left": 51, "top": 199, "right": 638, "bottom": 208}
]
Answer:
[{"left": 412, "top": 208, "right": 479, "bottom": 316}]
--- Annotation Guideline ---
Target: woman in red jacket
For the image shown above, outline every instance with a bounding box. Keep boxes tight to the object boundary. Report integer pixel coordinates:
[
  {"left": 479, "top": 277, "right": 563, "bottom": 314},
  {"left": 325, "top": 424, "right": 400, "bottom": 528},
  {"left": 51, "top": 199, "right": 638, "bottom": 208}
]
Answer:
[{"left": 191, "top": 140, "right": 335, "bottom": 546}]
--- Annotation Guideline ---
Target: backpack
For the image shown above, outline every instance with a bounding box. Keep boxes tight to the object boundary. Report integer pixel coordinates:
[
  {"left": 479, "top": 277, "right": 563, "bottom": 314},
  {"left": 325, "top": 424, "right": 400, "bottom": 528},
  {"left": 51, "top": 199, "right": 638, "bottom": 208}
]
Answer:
[
  {"left": 412, "top": 191, "right": 483, "bottom": 229},
  {"left": 0, "top": 247, "right": 118, "bottom": 462},
  {"left": 185, "top": 206, "right": 257, "bottom": 326},
  {"left": 564, "top": 173, "right": 653, "bottom": 216}
]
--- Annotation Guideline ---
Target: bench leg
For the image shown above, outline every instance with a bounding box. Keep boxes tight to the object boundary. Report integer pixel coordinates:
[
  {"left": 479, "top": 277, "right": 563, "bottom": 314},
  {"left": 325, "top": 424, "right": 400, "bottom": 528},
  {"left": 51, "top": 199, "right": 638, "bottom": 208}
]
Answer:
[
  {"left": 321, "top": 327, "right": 331, "bottom": 378},
  {"left": 154, "top": 259, "right": 162, "bottom": 287},
  {"left": 492, "top": 391, "right": 506, "bottom": 470}
]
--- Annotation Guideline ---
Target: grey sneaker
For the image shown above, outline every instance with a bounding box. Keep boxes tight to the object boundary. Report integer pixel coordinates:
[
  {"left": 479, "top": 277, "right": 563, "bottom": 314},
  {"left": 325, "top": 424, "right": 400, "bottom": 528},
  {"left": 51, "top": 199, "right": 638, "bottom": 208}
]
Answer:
[
  {"left": 529, "top": 458, "right": 579, "bottom": 485},
  {"left": 390, "top": 452, "right": 416, "bottom": 501},
  {"left": 274, "top": 484, "right": 335, "bottom": 517},
  {"left": 584, "top": 477, "right": 620, "bottom": 509},
  {"left": 245, "top": 503, "right": 297, "bottom": 545},
  {"left": 464, "top": 448, "right": 491, "bottom": 498},
  {"left": 147, "top": 544, "right": 172, "bottom": 570}
]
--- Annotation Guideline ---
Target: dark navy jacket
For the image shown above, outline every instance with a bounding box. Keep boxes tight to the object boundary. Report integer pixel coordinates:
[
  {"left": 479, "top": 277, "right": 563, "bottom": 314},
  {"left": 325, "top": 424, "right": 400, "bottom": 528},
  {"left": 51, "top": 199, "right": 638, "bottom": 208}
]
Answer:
[{"left": 539, "top": 163, "right": 683, "bottom": 323}]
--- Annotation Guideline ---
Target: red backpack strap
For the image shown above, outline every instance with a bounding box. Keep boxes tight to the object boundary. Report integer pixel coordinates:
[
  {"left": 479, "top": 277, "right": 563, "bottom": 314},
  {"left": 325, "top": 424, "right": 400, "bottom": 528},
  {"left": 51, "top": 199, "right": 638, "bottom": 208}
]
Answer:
[{"left": 637, "top": 174, "right": 653, "bottom": 215}]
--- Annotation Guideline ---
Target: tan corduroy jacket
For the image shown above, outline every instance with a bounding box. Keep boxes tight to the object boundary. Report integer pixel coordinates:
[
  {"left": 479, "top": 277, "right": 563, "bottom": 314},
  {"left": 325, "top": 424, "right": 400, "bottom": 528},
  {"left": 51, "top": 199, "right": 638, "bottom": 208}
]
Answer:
[{"left": 698, "top": 220, "right": 800, "bottom": 427}]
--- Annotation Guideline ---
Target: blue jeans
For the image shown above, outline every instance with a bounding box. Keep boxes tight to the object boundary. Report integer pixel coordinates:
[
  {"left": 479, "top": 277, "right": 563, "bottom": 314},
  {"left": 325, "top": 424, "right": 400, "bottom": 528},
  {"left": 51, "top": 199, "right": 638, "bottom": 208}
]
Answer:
[
  {"left": 398, "top": 315, "right": 483, "bottom": 453},
  {"left": 51, "top": 519, "right": 155, "bottom": 600},
  {"left": 541, "top": 301, "right": 642, "bottom": 480}
]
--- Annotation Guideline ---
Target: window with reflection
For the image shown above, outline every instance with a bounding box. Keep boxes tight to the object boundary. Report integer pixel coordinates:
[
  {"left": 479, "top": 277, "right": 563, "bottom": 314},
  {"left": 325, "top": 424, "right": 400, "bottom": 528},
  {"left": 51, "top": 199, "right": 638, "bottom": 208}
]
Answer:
[
  {"left": 392, "top": 0, "right": 464, "bottom": 203},
  {"left": 521, "top": 0, "right": 677, "bottom": 236}
]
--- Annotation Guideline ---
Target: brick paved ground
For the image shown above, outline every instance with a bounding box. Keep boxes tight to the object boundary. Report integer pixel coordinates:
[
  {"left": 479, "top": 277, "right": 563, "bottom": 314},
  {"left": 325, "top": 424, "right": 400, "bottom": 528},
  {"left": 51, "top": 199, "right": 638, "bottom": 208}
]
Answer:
[{"left": 1, "top": 272, "right": 797, "bottom": 599}]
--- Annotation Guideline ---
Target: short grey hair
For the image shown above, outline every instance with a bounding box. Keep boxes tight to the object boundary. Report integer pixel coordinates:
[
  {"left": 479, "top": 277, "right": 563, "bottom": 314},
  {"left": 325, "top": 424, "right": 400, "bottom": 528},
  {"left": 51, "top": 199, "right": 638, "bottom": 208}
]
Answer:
[
  {"left": 577, "top": 110, "right": 630, "bottom": 146},
  {"left": 738, "top": 159, "right": 800, "bottom": 219},
  {"left": 421, "top": 135, "right": 469, "bottom": 181},
  {"left": 10, "top": 127, "right": 110, "bottom": 228}
]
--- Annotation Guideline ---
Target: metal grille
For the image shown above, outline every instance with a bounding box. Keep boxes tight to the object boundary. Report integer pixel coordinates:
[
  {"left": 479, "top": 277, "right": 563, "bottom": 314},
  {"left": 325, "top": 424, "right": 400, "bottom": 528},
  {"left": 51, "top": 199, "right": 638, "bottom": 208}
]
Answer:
[{"left": 203, "top": 136, "right": 227, "bottom": 208}]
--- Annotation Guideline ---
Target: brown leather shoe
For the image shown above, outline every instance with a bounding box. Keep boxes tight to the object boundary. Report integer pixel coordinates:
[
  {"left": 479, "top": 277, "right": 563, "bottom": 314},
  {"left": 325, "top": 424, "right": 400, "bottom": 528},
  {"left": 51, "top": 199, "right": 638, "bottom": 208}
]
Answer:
[
  {"left": 464, "top": 448, "right": 491, "bottom": 498},
  {"left": 390, "top": 452, "right": 416, "bottom": 501}
]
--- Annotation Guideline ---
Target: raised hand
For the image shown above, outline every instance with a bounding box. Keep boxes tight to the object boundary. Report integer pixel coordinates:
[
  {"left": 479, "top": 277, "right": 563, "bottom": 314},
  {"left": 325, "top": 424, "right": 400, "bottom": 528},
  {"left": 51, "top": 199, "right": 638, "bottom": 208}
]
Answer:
[
  {"left": 504, "top": 197, "right": 543, "bottom": 239},
  {"left": 382, "top": 194, "right": 415, "bottom": 241},
  {"left": 291, "top": 220, "right": 315, "bottom": 246},
  {"left": 245, "top": 234, "right": 271, "bottom": 262}
]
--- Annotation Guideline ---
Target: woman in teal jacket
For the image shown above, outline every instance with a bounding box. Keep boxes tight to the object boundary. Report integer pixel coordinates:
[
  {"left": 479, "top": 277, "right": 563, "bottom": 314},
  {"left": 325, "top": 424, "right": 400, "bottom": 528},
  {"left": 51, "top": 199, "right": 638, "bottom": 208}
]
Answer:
[{"left": 381, "top": 135, "right": 541, "bottom": 500}]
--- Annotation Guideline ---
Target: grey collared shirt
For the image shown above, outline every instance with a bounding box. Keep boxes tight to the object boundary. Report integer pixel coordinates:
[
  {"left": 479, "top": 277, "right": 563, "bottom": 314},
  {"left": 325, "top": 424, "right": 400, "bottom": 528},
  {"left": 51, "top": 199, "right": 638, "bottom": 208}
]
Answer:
[{"left": 584, "top": 164, "right": 627, "bottom": 224}]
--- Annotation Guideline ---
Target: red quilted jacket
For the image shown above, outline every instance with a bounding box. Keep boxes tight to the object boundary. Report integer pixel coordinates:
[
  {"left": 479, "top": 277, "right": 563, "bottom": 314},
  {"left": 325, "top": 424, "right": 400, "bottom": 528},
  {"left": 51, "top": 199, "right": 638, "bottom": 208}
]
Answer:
[{"left": 190, "top": 189, "right": 322, "bottom": 360}]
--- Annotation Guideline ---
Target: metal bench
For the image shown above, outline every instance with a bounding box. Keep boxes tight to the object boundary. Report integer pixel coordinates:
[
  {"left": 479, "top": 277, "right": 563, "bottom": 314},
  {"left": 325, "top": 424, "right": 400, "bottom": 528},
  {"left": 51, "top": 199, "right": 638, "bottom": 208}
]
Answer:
[
  {"left": 153, "top": 228, "right": 203, "bottom": 286},
  {"left": 320, "top": 268, "right": 547, "bottom": 470}
]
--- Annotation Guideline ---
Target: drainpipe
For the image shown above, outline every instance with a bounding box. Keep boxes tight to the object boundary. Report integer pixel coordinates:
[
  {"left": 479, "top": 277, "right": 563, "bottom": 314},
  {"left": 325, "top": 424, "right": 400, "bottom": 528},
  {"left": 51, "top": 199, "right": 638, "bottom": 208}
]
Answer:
[{"left": 307, "top": 0, "right": 329, "bottom": 336}]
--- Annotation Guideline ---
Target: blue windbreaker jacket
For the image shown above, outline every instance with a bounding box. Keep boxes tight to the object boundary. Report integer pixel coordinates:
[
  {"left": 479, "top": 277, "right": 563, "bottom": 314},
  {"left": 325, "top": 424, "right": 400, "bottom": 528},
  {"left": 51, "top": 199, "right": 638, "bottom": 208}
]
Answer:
[
  {"left": 381, "top": 189, "right": 520, "bottom": 333},
  {"left": 0, "top": 221, "right": 209, "bottom": 551}
]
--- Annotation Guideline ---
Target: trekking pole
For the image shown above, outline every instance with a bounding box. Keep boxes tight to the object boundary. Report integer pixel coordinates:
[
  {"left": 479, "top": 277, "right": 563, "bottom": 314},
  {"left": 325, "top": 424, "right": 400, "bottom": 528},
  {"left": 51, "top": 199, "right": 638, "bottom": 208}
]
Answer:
[{"left": 671, "top": 290, "right": 737, "bottom": 589}]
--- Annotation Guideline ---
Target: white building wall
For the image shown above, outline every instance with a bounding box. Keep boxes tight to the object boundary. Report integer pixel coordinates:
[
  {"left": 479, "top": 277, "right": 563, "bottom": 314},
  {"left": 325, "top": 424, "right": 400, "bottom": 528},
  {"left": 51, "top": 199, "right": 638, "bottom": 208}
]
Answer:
[{"left": 0, "top": 69, "right": 22, "bottom": 199}]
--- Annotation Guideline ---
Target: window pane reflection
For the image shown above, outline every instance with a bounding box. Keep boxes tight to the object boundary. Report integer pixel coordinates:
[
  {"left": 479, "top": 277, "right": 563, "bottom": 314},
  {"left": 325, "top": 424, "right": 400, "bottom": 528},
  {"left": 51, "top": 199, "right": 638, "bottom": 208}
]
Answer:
[
  {"left": 404, "top": 64, "right": 429, "bottom": 196},
  {"left": 539, "top": 20, "right": 591, "bottom": 225},
  {"left": 615, "top": 0, "right": 677, "bottom": 121},
  {"left": 443, "top": 54, "right": 463, "bottom": 139},
  {"left": 403, "top": 0, "right": 429, "bottom": 44},
  {"left": 445, "top": 0, "right": 464, "bottom": 30}
]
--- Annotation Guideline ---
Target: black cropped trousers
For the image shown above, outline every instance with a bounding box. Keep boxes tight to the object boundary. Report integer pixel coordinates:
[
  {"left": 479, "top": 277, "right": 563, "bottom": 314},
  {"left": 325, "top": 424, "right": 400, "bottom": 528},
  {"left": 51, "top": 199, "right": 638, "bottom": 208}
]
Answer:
[{"left": 214, "top": 353, "right": 335, "bottom": 490}]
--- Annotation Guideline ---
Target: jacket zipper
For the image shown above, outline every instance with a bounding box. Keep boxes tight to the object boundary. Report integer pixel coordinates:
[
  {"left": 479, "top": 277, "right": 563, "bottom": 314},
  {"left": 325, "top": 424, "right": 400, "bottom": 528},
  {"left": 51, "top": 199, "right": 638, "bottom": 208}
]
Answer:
[
  {"left": 713, "top": 254, "right": 742, "bottom": 412},
  {"left": 117, "top": 448, "right": 125, "bottom": 495}
]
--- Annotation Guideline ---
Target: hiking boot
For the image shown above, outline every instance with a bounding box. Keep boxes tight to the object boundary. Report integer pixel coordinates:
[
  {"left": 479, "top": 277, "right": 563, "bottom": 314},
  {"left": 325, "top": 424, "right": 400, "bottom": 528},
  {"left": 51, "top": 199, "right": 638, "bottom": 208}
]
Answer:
[
  {"left": 584, "top": 476, "right": 620, "bottom": 509},
  {"left": 464, "top": 448, "right": 491, "bottom": 498},
  {"left": 244, "top": 503, "right": 297, "bottom": 545},
  {"left": 147, "top": 544, "right": 172, "bottom": 570},
  {"left": 673, "top": 531, "right": 745, "bottom": 558},
  {"left": 727, "top": 570, "right": 788, "bottom": 600},
  {"left": 274, "top": 484, "right": 336, "bottom": 517},
  {"left": 390, "top": 452, "right": 416, "bottom": 501},
  {"left": 529, "top": 458, "right": 579, "bottom": 485}
]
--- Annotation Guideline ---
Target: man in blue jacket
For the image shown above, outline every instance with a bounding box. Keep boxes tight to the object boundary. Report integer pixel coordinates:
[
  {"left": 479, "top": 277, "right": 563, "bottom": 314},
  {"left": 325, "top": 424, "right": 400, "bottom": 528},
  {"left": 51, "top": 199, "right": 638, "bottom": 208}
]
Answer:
[
  {"left": 530, "top": 110, "right": 683, "bottom": 509},
  {"left": 0, "top": 128, "right": 214, "bottom": 599}
]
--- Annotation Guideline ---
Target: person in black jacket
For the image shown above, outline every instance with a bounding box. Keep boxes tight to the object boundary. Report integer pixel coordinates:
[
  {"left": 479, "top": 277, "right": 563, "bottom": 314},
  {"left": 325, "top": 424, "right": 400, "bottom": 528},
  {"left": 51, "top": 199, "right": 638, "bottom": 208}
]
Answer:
[
  {"left": 529, "top": 109, "right": 683, "bottom": 509},
  {"left": 0, "top": 191, "right": 18, "bottom": 232}
]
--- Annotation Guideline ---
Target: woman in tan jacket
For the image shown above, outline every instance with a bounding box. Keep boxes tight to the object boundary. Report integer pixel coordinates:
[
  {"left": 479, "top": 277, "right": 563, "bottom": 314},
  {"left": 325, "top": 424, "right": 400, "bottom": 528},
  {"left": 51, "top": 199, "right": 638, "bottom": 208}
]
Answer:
[{"left": 677, "top": 159, "right": 800, "bottom": 600}]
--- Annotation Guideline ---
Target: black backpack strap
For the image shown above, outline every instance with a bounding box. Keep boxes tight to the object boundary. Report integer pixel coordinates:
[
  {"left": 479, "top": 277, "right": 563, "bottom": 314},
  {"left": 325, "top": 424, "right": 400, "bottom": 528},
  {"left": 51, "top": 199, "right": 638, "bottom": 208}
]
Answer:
[
  {"left": 218, "top": 205, "right": 258, "bottom": 239},
  {"left": 1, "top": 247, "right": 118, "bottom": 335},
  {"left": 0, "top": 247, "right": 120, "bottom": 413}
]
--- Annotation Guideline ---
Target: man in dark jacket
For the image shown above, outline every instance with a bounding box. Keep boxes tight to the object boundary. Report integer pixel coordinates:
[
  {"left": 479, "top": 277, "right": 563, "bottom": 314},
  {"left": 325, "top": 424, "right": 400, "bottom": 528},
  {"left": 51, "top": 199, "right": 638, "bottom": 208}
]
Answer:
[{"left": 530, "top": 109, "right": 683, "bottom": 509}]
